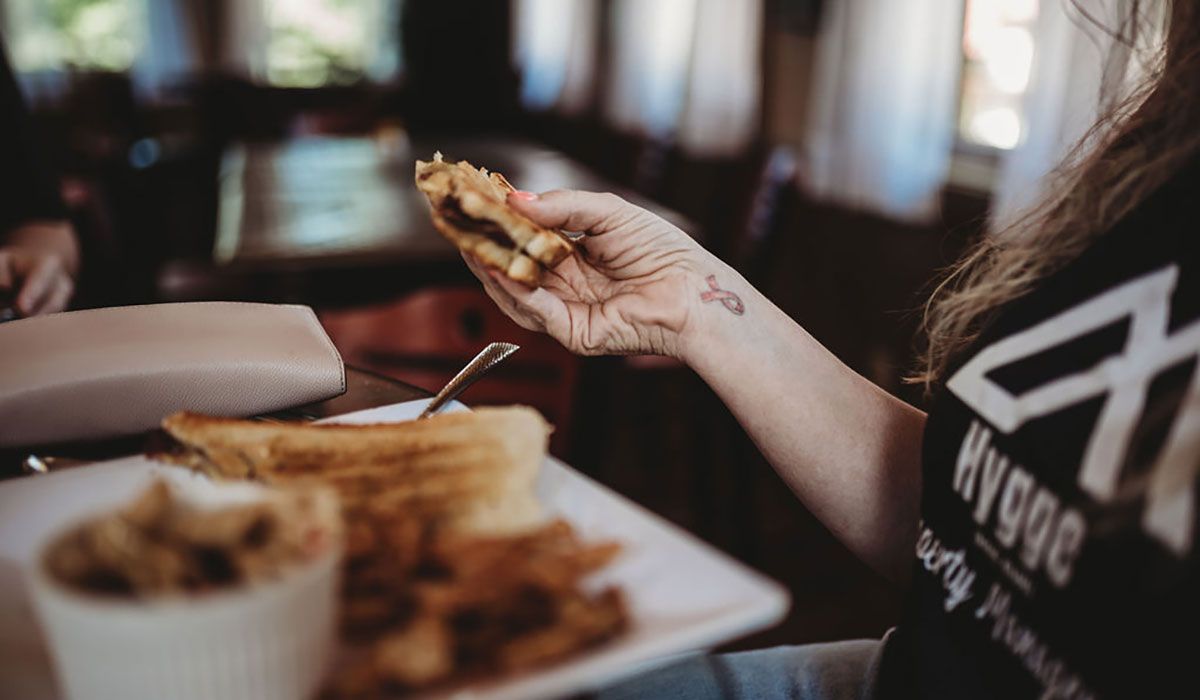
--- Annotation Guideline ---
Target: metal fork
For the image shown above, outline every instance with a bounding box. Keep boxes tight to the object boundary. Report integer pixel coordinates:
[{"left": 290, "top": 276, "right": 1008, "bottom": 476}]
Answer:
[{"left": 419, "top": 342, "right": 520, "bottom": 419}]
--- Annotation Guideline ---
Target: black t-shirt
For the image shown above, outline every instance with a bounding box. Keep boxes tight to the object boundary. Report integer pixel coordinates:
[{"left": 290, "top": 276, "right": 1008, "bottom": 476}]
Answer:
[
  {"left": 0, "top": 43, "right": 65, "bottom": 233},
  {"left": 879, "top": 158, "right": 1200, "bottom": 699}
]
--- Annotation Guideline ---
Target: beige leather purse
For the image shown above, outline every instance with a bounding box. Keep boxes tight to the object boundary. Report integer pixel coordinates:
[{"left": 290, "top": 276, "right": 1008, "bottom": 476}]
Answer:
[{"left": 0, "top": 302, "right": 345, "bottom": 447}]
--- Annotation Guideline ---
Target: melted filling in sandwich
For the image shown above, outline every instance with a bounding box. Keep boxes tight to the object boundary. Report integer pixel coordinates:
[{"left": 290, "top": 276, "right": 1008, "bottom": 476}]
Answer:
[{"left": 415, "top": 152, "right": 573, "bottom": 286}]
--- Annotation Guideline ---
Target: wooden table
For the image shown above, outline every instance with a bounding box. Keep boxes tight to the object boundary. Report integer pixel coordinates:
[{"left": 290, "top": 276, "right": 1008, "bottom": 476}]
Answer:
[
  {"left": 271, "top": 365, "right": 431, "bottom": 419},
  {"left": 215, "top": 135, "right": 692, "bottom": 267},
  {"left": 158, "top": 135, "right": 695, "bottom": 306}
]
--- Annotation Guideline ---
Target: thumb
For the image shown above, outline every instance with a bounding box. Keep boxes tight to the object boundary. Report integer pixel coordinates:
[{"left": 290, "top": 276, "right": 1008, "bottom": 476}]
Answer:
[{"left": 507, "top": 189, "right": 643, "bottom": 236}]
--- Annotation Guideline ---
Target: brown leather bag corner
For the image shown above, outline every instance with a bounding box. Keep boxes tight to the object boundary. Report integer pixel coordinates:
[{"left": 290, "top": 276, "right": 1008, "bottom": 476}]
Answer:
[{"left": 0, "top": 302, "right": 345, "bottom": 447}]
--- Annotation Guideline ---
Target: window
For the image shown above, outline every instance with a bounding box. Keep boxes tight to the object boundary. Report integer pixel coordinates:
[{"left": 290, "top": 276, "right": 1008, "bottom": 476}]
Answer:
[
  {"left": 3, "top": 0, "right": 145, "bottom": 72},
  {"left": 263, "top": 0, "right": 399, "bottom": 87},
  {"left": 957, "top": 0, "right": 1038, "bottom": 150}
]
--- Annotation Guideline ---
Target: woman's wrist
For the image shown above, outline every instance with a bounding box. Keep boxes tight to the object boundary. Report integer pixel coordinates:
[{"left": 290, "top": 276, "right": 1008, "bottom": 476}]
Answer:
[{"left": 672, "top": 258, "right": 755, "bottom": 367}]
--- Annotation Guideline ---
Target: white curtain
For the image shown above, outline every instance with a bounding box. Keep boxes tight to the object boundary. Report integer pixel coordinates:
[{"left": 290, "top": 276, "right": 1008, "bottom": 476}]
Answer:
[
  {"left": 222, "top": 0, "right": 269, "bottom": 78},
  {"left": 365, "top": 0, "right": 403, "bottom": 81},
  {"left": 802, "top": 0, "right": 963, "bottom": 223},
  {"left": 677, "top": 0, "right": 763, "bottom": 157},
  {"left": 604, "top": 0, "right": 761, "bottom": 156},
  {"left": 513, "top": 0, "right": 599, "bottom": 114},
  {"left": 991, "top": 0, "right": 1160, "bottom": 227},
  {"left": 606, "top": 0, "right": 698, "bottom": 138},
  {"left": 131, "top": 0, "right": 199, "bottom": 98}
]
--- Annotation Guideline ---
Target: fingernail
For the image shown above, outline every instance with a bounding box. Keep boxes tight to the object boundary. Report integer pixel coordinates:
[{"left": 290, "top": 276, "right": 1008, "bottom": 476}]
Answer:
[{"left": 509, "top": 190, "right": 538, "bottom": 202}]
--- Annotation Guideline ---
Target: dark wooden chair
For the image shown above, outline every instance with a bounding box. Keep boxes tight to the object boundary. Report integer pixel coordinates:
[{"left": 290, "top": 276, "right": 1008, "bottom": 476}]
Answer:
[
  {"left": 318, "top": 287, "right": 581, "bottom": 456},
  {"left": 732, "top": 145, "right": 800, "bottom": 284}
]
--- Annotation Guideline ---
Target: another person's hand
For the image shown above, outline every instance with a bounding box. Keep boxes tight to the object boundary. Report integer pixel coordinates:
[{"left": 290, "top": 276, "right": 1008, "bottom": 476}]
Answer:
[
  {"left": 462, "top": 189, "right": 729, "bottom": 359},
  {"left": 0, "top": 239, "right": 76, "bottom": 317}
]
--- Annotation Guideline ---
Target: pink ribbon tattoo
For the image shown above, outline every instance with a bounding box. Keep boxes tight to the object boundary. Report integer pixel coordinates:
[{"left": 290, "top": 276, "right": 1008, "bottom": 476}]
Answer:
[{"left": 700, "top": 275, "right": 745, "bottom": 315}]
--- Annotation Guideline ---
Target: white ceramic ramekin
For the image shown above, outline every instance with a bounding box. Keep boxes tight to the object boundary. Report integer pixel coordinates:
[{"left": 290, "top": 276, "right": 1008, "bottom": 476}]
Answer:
[{"left": 29, "top": 538, "right": 340, "bottom": 700}]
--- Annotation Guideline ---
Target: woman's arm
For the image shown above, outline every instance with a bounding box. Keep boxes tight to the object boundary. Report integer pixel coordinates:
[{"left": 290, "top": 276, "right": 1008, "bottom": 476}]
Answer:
[
  {"left": 465, "top": 189, "right": 925, "bottom": 582},
  {"left": 679, "top": 260, "right": 926, "bottom": 582}
]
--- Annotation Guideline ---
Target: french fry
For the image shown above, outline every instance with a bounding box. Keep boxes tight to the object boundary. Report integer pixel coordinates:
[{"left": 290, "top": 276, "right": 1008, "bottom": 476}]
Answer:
[
  {"left": 373, "top": 613, "right": 455, "bottom": 687},
  {"left": 334, "top": 520, "right": 627, "bottom": 696}
]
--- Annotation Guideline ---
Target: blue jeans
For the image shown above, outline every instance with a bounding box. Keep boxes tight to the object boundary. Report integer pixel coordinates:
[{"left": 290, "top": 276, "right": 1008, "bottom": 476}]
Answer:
[{"left": 594, "top": 639, "right": 885, "bottom": 700}]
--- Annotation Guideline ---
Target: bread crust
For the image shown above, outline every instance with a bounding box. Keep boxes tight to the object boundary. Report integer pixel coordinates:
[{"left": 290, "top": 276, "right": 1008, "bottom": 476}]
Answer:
[{"left": 157, "top": 406, "right": 553, "bottom": 535}]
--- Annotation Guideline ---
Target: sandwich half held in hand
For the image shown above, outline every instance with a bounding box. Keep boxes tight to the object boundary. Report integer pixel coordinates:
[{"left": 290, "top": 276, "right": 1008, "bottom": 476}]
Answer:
[{"left": 415, "top": 152, "right": 573, "bottom": 286}]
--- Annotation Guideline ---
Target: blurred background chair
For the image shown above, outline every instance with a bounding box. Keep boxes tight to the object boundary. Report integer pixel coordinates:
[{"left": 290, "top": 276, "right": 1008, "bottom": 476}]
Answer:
[
  {"left": 733, "top": 145, "right": 800, "bottom": 284},
  {"left": 318, "top": 287, "right": 580, "bottom": 456}
]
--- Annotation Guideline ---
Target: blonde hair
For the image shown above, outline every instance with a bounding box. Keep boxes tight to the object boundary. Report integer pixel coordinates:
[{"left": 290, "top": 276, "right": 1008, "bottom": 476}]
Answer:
[{"left": 913, "top": 0, "right": 1200, "bottom": 389}]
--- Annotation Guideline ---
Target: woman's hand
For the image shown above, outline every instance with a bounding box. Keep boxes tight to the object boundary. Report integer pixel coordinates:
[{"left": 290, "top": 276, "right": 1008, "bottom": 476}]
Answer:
[
  {"left": 463, "top": 190, "right": 720, "bottom": 359},
  {"left": 0, "top": 246, "right": 74, "bottom": 316},
  {"left": 0, "top": 222, "right": 79, "bottom": 317}
]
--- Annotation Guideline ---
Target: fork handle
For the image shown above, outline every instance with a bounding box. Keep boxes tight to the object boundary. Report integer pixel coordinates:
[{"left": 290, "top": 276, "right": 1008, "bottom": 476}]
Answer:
[{"left": 418, "top": 342, "right": 520, "bottom": 418}]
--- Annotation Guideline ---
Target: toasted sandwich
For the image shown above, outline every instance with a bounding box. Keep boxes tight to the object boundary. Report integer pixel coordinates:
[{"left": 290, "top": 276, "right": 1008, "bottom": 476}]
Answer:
[
  {"left": 155, "top": 406, "right": 552, "bottom": 535},
  {"left": 414, "top": 152, "right": 573, "bottom": 286}
]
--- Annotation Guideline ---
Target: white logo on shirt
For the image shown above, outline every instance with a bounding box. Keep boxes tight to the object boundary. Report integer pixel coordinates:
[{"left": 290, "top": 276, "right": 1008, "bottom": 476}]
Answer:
[
  {"left": 947, "top": 265, "right": 1199, "bottom": 555},
  {"left": 954, "top": 420, "right": 1088, "bottom": 587}
]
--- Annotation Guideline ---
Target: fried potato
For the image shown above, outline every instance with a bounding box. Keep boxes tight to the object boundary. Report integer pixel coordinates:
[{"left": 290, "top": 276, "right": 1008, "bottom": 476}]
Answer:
[
  {"left": 373, "top": 613, "right": 455, "bottom": 687},
  {"left": 496, "top": 588, "right": 628, "bottom": 671},
  {"left": 328, "top": 520, "right": 628, "bottom": 697}
]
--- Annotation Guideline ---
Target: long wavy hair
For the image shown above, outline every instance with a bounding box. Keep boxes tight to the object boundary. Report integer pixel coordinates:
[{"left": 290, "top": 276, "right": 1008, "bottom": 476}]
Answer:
[{"left": 913, "top": 0, "right": 1200, "bottom": 389}]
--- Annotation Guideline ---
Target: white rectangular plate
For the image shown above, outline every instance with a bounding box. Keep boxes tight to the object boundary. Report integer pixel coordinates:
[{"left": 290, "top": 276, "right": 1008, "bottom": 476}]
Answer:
[{"left": 0, "top": 400, "right": 789, "bottom": 700}]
